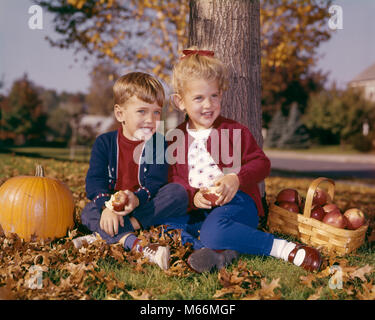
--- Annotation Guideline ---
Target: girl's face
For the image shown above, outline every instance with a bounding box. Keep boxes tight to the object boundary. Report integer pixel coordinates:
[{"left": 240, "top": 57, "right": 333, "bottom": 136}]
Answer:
[
  {"left": 114, "top": 95, "right": 162, "bottom": 141},
  {"left": 176, "top": 78, "right": 222, "bottom": 130}
]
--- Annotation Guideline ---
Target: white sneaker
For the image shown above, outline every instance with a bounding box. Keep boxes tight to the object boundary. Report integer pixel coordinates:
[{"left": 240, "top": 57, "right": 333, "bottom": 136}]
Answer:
[
  {"left": 142, "top": 243, "right": 170, "bottom": 270},
  {"left": 72, "top": 234, "right": 98, "bottom": 249}
]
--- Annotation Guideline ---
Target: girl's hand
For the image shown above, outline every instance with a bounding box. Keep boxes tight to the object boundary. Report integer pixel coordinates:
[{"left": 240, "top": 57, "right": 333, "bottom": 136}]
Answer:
[
  {"left": 100, "top": 207, "right": 124, "bottom": 237},
  {"left": 193, "top": 188, "right": 213, "bottom": 209},
  {"left": 214, "top": 173, "right": 240, "bottom": 206},
  {"left": 115, "top": 190, "right": 140, "bottom": 216}
]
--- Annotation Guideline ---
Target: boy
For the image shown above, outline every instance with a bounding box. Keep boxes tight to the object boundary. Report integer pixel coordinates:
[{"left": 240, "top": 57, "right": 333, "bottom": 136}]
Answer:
[{"left": 74, "top": 72, "right": 188, "bottom": 270}]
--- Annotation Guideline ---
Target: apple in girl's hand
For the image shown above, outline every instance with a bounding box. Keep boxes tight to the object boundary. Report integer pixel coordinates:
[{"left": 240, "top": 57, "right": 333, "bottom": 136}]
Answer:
[
  {"left": 312, "top": 187, "right": 331, "bottom": 207},
  {"left": 278, "top": 201, "right": 300, "bottom": 213},
  {"left": 202, "top": 187, "right": 221, "bottom": 206},
  {"left": 311, "top": 205, "right": 326, "bottom": 221},
  {"left": 344, "top": 208, "right": 366, "bottom": 230},
  {"left": 276, "top": 189, "right": 302, "bottom": 207},
  {"left": 322, "top": 210, "right": 347, "bottom": 229},
  {"left": 112, "top": 190, "right": 129, "bottom": 212}
]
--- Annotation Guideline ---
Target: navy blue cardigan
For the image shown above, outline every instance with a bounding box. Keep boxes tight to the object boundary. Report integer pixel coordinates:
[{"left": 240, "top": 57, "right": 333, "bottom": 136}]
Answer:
[{"left": 86, "top": 129, "right": 169, "bottom": 210}]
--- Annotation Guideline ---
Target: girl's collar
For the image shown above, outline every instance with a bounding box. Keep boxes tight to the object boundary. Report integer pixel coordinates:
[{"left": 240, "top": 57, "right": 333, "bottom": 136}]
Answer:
[{"left": 186, "top": 122, "right": 212, "bottom": 140}]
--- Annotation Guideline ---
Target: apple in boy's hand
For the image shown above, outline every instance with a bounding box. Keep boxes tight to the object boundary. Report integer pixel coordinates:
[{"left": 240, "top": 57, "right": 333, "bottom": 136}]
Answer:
[
  {"left": 202, "top": 187, "right": 221, "bottom": 207},
  {"left": 112, "top": 190, "right": 129, "bottom": 212},
  {"left": 344, "top": 208, "right": 366, "bottom": 230}
]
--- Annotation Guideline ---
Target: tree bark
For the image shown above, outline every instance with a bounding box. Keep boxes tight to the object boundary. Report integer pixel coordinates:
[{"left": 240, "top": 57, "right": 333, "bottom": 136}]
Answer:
[
  {"left": 188, "top": 0, "right": 262, "bottom": 147},
  {"left": 188, "top": 0, "right": 266, "bottom": 199}
]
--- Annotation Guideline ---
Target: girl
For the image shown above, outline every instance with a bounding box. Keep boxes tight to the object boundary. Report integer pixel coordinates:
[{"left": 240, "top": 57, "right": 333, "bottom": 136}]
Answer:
[{"left": 163, "top": 48, "right": 322, "bottom": 273}]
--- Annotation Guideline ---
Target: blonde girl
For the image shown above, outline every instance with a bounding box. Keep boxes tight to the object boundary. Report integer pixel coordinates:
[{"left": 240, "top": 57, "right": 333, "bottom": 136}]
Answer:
[{"left": 161, "top": 48, "right": 322, "bottom": 273}]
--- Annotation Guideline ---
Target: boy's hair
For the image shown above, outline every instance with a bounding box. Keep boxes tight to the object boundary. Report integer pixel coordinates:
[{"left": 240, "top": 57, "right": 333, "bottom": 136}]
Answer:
[
  {"left": 171, "top": 46, "right": 228, "bottom": 95},
  {"left": 113, "top": 72, "right": 165, "bottom": 107}
]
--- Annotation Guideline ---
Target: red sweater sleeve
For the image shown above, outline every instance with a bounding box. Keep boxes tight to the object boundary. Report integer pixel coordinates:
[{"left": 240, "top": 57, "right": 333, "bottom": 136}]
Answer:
[{"left": 237, "top": 127, "right": 271, "bottom": 187}]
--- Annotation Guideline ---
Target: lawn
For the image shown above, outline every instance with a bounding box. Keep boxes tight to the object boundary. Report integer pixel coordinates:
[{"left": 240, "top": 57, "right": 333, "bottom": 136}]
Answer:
[
  {"left": 0, "top": 145, "right": 91, "bottom": 162},
  {"left": 264, "top": 144, "right": 375, "bottom": 155},
  {"left": 0, "top": 152, "right": 374, "bottom": 300}
]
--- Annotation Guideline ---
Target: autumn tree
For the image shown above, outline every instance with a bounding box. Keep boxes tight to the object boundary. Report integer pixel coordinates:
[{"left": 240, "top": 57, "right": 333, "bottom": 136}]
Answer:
[
  {"left": 35, "top": 0, "right": 189, "bottom": 83},
  {"left": 85, "top": 61, "right": 119, "bottom": 115},
  {"left": 261, "top": 0, "right": 332, "bottom": 126},
  {"left": 37, "top": 1, "right": 332, "bottom": 125},
  {"left": 303, "top": 85, "right": 375, "bottom": 148},
  {"left": 189, "top": 0, "right": 262, "bottom": 145},
  {"left": 2, "top": 75, "right": 46, "bottom": 145}
]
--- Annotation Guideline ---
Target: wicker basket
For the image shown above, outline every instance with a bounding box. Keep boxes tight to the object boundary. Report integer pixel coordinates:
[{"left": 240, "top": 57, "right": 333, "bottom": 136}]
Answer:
[{"left": 267, "top": 177, "right": 368, "bottom": 256}]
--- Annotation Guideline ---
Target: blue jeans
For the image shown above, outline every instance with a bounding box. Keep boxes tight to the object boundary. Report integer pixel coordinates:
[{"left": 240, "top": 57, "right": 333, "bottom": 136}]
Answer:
[
  {"left": 159, "top": 191, "right": 275, "bottom": 256},
  {"left": 80, "top": 183, "right": 188, "bottom": 244}
]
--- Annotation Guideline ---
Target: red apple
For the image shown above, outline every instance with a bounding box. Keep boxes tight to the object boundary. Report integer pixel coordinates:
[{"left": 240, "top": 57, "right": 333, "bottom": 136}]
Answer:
[
  {"left": 276, "top": 189, "right": 302, "bottom": 207},
  {"left": 344, "top": 208, "right": 366, "bottom": 230},
  {"left": 312, "top": 187, "right": 331, "bottom": 207},
  {"left": 322, "top": 210, "right": 347, "bottom": 229},
  {"left": 278, "top": 201, "right": 300, "bottom": 213},
  {"left": 202, "top": 187, "right": 221, "bottom": 206},
  {"left": 323, "top": 203, "right": 340, "bottom": 214},
  {"left": 112, "top": 190, "right": 129, "bottom": 212},
  {"left": 310, "top": 205, "right": 326, "bottom": 221}
]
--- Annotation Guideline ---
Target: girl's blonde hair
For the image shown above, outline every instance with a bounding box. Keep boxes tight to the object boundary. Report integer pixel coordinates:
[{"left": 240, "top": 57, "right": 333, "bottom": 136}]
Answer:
[
  {"left": 171, "top": 47, "right": 228, "bottom": 96},
  {"left": 113, "top": 72, "right": 165, "bottom": 107}
]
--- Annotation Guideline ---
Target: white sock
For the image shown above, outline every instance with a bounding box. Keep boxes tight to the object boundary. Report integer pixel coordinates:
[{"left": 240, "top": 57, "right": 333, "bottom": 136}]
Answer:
[
  {"left": 269, "top": 239, "right": 306, "bottom": 266},
  {"left": 269, "top": 239, "right": 296, "bottom": 261}
]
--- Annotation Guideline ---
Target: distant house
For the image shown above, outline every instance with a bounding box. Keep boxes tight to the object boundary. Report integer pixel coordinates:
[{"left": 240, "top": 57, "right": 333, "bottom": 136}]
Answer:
[
  {"left": 79, "top": 115, "right": 117, "bottom": 137},
  {"left": 349, "top": 62, "right": 375, "bottom": 102}
]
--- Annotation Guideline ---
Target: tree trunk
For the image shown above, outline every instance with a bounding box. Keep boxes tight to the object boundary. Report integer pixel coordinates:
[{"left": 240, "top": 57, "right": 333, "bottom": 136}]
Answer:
[
  {"left": 188, "top": 0, "right": 266, "bottom": 199},
  {"left": 188, "top": 0, "right": 262, "bottom": 147}
]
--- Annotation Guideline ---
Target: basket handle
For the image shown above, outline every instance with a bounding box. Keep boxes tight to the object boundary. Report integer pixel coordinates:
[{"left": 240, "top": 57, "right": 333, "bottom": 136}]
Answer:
[{"left": 303, "top": 177, "right": 335, "bottom": 218}]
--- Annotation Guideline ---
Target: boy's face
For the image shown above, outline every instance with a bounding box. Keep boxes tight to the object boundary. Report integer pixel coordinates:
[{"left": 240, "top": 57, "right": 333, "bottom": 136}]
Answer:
[
  {"left": 174, "top": 78, "right": 222, "bottom": 130},
  {"left": 114, "top": 95, "right": 162, "bottom": 141}
]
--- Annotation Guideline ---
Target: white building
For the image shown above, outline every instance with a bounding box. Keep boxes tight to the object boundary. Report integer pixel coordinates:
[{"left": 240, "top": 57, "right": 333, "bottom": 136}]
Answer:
[
  {"left": 349, "top": 62, "right": 375, "bottom": 102},
  {"left": 79, "top": 115, "right": 117, "bottom": 136}
]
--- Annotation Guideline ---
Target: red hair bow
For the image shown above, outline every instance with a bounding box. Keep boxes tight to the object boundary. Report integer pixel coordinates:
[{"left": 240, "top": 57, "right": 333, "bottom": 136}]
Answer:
[{"left": 181, "top": 49, "right": 215, "bottom": 59}]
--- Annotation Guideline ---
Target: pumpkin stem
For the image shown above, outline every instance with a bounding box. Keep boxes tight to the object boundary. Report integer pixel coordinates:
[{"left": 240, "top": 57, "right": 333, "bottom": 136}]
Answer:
[{"left": 35, "top": 164, "right": 45, "bottom": 177}]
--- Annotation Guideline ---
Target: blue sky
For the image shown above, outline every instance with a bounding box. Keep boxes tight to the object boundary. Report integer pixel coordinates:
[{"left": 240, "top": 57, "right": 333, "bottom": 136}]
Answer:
[{"left": 0, "top": 0, "right": 374, "bottom": 94}]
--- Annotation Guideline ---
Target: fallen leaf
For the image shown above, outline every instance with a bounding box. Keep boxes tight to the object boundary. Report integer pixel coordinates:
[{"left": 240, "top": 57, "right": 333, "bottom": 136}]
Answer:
[
  {"left": 300, "top": 274, "right": 316, "bottom": 288},
  {"left": 349, "top": 264, "right": 373, "bottom": 282},
  {"left": 127, "top": 289, "right": 153, "bottom": 300},
  {"left": 0, "top": 284, "right": 16, "bottom": 300},
  {"left": 356, "top": 281, "right": 375, "bottom": 300},
  {"left": 307, "top": 287, "right": 323, "bottom": 300}
]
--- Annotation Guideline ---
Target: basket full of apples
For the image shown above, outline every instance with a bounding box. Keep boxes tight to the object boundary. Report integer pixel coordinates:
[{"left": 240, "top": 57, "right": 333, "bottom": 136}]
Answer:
[{"left": 267, "top": 177, "right": 368, "bottom": 256}]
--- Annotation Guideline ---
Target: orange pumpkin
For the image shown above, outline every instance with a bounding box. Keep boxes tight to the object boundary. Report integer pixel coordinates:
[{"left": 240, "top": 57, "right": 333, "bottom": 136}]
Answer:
[{"left": 0, "top": 165, "right": 74, "bottom": 241}]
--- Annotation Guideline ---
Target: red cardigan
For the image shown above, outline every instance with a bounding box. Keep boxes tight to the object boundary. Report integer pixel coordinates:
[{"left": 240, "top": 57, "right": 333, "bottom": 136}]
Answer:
[{"left": 168, "top": 116, "right": 271, "bottom": 216}]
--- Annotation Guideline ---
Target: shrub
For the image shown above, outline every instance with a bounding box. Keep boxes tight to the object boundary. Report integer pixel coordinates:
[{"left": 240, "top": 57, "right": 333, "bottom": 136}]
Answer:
[{"left": 350, "top": 132, "right": 375, "bottom": 152}]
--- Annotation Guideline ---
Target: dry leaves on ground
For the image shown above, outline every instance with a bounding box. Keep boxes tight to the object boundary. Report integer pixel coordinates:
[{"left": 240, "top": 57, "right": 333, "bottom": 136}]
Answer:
[
  {"left": 0, "top": 225, "right": 192, "bottom": 300},
  {"left": 213, "top": 260, "right": 281, "bottom": 300},
  {"left": 300, "top": 255, "right": 375, "bottom": 300}
]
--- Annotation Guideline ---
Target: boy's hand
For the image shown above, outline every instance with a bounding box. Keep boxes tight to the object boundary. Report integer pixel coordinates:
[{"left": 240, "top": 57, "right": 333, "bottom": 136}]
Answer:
[
  {"left": 115, "top": 190, "right": 140, "bottom": 216},
  {"left": 100, "top": 207, "right": 125, "bottom": 237},
  {"left": 214, "top": 173, "right": 239, "bottom": 206},
  {"left": 193, "top": 188, "right": 213, "bottom": 209}
]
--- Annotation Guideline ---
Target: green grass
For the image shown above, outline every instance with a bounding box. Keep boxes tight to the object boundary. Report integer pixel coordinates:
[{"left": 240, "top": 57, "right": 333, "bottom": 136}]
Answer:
[
  {"left": 98, "top": 260, "right": 221, "bottom": 300},
  {"left": 264, "top": 144, "right": 375, "bottom": 155},
  {"left": 93, "top": 247, "right": 375, "bottom": 300},
  {"left": 1, "top": 146, "right": 91, "bottom": 162},
  {"left": 2, "top": 144, "right": 374, "bottom": 164}
]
